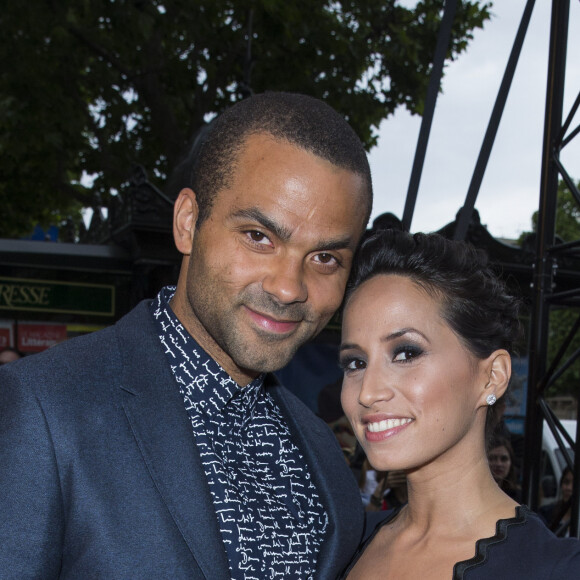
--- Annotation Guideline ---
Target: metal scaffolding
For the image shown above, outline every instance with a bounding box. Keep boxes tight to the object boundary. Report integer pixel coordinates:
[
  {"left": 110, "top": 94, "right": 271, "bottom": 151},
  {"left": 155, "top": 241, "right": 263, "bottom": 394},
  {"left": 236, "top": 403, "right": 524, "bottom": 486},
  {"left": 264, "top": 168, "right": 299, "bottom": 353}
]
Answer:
[{"left": 521, "top": 0, "right": 580, "bottom": 537}]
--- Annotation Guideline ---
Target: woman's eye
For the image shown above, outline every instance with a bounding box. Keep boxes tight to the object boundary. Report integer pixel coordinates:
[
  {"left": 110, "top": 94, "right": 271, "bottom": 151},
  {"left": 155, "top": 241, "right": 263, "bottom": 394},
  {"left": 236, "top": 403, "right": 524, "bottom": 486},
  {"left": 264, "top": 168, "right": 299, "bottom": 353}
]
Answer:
[
  {"left": 340, "top": 357, "right": 366, "bottom": 372},
  {"left": 392, "top": 346, "right": 422, "bottom": 363}
]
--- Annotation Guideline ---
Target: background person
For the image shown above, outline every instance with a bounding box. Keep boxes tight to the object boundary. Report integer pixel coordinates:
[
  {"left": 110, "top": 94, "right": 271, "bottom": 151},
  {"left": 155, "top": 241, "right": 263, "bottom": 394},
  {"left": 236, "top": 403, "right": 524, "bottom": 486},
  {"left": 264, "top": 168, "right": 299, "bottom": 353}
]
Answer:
[
  {"left": 0, "top": 92, "right": 372, "bottom": 580},
  {"left": 365, "top": 469, "right": 408, "bottom": 512},
  {"left": 338, "top": 229, "right": 580, "bottom": 579},
  {"left": 485, "top": 393, "right": 524, "bottom": 475},
  {"left": 540, "top": 467, "right": 575, "bottom": 537},
  {"left": 487, "top": 435, "right": 522, "bottom": 502},
  {"left": 0, "top": 347, "right": 23, "bottom": 365}
]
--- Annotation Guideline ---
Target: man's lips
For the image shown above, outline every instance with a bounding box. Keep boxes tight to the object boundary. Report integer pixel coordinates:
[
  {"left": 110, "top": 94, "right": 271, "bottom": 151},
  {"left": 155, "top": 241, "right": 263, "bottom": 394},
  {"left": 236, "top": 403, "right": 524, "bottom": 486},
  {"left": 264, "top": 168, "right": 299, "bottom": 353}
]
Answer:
[{"left": 244, "top": 306, "right": 301, "bottom": 334}]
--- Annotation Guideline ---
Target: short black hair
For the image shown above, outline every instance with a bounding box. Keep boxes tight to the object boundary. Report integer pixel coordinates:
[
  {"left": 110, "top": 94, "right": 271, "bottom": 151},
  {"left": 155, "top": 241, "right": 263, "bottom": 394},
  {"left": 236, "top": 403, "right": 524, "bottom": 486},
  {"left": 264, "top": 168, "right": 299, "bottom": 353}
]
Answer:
[
  {"left": 345, "top": 229, "right": 522, "bottom": 359},
  {"left": 190, "top": 92, "right": 373, "bottom": 225}
]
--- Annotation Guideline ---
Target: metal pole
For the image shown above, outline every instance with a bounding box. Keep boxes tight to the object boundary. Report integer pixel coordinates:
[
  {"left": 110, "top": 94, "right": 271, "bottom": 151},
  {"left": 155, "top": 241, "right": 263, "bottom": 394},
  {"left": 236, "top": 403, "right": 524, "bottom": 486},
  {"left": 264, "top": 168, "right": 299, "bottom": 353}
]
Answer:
[
  {"left": 522, "top": 0, "right": 570, "bottom": 514},
  {"left": 453, "top": 0, "right": 536, "bottom": 241},
  {"left": 402, "top": 0, "right": 457, "bottom": 232}
]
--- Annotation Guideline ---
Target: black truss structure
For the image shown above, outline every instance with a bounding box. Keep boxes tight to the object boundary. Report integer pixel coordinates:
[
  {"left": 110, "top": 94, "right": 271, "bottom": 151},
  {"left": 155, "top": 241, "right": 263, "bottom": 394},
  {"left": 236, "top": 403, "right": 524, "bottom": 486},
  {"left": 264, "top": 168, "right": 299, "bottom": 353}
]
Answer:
[{"left": 522, "top": 0, "right": 580, "bottom": 537}]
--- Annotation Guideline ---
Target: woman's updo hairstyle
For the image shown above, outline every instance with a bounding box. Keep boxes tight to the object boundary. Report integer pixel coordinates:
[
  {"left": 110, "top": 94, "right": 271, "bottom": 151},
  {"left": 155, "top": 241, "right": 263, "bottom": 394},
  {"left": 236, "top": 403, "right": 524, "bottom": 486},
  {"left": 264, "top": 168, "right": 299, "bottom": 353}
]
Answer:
[{"left": 345, "top": 229, "right": 522, "bottom": 359}]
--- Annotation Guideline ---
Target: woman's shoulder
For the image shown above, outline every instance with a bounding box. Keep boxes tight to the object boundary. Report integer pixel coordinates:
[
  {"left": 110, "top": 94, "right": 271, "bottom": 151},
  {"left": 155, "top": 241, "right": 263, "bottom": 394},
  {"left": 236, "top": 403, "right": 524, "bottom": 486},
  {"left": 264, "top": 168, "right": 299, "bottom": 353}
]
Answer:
[
  {"left": 455, "top": 505, "right": 580, "bottom": 580},
  {"left": 538, "top": 501, "right": 557, "bottom": 524}
]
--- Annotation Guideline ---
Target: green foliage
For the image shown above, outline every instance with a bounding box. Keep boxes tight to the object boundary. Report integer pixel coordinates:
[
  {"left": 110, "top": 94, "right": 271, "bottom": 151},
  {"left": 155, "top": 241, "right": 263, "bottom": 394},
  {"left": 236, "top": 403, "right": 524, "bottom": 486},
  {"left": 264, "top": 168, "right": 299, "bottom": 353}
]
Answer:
[
  {"left": 519, "top": 180, "right": 580, "bottom": 398},
  {"left": 547, "top": 307, "right": 580, "bottom": 399},
  {"left": 0, "top": 0, "right": 491, "bottom": 238},
  {"left": 548, "top": 183, "right": 580, "bottom": 398},
  {"left": 519, "top": 181, "right": 580, "bottom": 242}
]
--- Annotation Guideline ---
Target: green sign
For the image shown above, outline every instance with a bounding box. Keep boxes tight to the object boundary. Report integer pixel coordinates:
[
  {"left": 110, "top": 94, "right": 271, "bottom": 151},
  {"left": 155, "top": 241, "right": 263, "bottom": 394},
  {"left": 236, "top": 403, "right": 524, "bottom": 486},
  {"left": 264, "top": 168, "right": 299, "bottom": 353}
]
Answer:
[{"left": 0, "top": 277, "right": 115, "bottom": 316}]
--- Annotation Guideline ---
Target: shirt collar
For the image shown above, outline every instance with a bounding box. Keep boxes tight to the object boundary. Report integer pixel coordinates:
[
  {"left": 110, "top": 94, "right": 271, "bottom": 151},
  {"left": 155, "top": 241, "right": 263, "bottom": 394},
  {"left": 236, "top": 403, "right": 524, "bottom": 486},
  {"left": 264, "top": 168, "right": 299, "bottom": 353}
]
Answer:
[{"left": 151, "top": 286, "right": 264, "bottom": 414}]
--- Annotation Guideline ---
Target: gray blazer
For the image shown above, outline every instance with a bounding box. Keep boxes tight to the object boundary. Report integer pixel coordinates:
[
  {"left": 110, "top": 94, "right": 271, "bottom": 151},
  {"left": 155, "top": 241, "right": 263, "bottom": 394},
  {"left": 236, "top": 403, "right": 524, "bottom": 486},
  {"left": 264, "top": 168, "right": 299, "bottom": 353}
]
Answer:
[{"left": 0, "top": 301, "right": 363, "bottom": 579}]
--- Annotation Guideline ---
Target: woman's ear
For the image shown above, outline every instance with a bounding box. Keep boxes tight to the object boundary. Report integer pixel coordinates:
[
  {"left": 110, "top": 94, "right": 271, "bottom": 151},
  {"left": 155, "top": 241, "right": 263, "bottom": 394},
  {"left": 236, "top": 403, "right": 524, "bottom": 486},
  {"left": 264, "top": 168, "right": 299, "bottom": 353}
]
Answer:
[
  {"left": 480, "top": 349, "right": 511, "bottom": 407},
  {"left": 173, "top": 188, "right": 199, "bottom": 255}
]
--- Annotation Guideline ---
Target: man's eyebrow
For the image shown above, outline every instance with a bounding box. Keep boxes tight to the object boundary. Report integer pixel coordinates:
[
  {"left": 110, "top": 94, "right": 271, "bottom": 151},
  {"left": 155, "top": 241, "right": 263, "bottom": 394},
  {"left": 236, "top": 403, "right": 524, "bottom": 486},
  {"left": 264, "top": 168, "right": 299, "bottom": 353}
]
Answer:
[
  {"left": 231, "top": 207, "right": 356, "bottom": 250},
  {"left": 232, "top": 208, "right": 293, "bottom": 241}
]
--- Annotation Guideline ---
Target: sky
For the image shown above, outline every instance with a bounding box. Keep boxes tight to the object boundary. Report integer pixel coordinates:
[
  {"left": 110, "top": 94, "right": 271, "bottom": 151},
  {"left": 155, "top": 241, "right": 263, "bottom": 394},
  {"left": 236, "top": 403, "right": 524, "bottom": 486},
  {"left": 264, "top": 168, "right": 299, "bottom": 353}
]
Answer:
[{"left": 368, "top": 0, "right": 580, "bottom": 239}]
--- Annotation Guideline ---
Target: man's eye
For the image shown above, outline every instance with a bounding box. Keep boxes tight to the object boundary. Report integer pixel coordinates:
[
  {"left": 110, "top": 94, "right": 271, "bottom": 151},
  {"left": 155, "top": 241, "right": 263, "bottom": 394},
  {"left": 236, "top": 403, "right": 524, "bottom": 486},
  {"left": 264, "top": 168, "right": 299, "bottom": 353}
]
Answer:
[
  {"left": 246, "top": 231, "right": 271, "bottom": 245},
  {"left": 315, "top": 253, "right": 336, "bottom": 264},
  {"left": 313, "top": 253, "right": 339, "bottom": 268}
]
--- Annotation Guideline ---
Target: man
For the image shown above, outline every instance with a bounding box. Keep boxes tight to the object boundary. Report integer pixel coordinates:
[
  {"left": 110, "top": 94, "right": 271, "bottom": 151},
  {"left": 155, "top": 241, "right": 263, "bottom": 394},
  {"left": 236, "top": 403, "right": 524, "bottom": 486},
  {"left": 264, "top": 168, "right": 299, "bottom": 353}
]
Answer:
[{"left": 0, "top": 92, "right": 372, "bottom": 579}]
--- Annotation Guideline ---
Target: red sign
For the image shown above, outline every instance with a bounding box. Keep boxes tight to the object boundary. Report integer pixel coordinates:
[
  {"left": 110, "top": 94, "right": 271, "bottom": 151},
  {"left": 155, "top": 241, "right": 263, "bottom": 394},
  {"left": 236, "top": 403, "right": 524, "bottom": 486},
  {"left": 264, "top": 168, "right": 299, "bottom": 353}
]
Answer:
[
  {"left": 17, "top": 323, "right": 67, "bottom": 352},
  {"left": 0, "top": 326, "right": 11, "bottom": 349}
]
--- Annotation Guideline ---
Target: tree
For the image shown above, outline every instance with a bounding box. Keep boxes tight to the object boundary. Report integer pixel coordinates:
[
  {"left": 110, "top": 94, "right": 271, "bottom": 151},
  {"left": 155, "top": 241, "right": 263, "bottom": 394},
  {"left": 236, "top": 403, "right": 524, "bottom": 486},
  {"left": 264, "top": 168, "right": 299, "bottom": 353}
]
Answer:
[
  {"left": 519, "top": 180, "right": 580, "bottom": 398},
  {"left": 0, "top": 0, "right": 491, "bottom": 238},
  {"left": 520, "top": 182, "right": 580, "bottom": 243}
]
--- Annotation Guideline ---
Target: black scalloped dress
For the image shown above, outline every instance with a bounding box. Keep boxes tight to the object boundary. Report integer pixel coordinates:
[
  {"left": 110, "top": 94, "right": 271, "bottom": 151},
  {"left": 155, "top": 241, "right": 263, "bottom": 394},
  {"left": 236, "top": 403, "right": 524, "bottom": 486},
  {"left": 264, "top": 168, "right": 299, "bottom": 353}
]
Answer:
[{"left": 339, "top": 505, "right": 580, "bottom": 579}]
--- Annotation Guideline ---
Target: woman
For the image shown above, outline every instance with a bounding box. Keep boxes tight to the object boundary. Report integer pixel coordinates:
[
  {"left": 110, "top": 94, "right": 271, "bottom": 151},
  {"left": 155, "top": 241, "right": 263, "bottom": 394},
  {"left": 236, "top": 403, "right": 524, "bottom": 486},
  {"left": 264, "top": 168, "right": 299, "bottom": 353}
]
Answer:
[
  {"left": 487, "top": 436, "right": 521, "bottom": 502},
  {"left": 338, "top": 230, "right": 580, "bottom": 579},
  {"left": 540, "top": 467, "right": 574, "bottom": 536}
]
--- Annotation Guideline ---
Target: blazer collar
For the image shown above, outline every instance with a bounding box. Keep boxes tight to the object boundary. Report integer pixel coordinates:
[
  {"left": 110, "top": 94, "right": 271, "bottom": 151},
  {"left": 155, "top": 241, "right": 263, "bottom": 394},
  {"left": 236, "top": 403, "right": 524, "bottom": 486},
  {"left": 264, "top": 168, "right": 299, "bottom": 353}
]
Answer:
[{"left": 116, "top": 302, "right": 230, "bottom": 579}]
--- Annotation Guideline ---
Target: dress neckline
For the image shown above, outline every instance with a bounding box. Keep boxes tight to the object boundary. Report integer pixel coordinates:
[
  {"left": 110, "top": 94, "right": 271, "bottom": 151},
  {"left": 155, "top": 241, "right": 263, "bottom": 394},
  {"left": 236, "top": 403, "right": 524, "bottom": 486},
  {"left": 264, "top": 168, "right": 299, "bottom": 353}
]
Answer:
[
  {"left": 341, "top": 504, "right": 530, "bottom": 579},
  {"left": 452, "top": 504, "right": 528, "bottom": 578}
]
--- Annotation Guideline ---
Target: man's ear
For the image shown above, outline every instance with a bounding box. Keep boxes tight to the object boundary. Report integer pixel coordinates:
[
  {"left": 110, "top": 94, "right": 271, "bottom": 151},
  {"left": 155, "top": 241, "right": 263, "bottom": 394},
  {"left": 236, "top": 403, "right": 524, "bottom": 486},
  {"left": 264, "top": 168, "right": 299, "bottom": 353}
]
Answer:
[
  {"left": 480, "top": 349, "right": 511, "bottom": 407},
  {"left": 173, "top": 188, "right": 199, "bottom": 255}
]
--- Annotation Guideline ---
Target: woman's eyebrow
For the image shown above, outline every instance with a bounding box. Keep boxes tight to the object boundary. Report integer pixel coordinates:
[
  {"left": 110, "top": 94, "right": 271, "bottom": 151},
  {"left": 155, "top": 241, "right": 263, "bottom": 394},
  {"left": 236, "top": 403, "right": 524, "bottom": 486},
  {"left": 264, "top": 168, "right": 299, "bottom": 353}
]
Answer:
[
  {"left": 380, "top": 328, "right": 429, "bottom": 343},
  {"left": 339, "top": 342, "right": 360, "bottom": 353},
  {"left": 340, "top": 328, "right": 428, "bottom": 353}
]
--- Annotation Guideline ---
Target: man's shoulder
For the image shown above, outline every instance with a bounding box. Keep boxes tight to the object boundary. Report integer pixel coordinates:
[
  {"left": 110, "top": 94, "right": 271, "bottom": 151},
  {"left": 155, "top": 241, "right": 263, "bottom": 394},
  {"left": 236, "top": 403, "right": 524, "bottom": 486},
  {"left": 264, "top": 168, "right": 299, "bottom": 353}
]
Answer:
[{"left": 2, "top": 300, "right": 156, "bottom": 387}]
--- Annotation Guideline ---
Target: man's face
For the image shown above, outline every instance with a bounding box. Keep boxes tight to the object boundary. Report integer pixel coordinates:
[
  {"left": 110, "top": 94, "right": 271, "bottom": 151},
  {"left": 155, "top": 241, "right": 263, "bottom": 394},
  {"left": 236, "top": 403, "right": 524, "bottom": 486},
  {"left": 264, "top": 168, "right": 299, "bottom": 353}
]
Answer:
[{"left": 171, "top": 133, "right": 368, "bottom": 385}]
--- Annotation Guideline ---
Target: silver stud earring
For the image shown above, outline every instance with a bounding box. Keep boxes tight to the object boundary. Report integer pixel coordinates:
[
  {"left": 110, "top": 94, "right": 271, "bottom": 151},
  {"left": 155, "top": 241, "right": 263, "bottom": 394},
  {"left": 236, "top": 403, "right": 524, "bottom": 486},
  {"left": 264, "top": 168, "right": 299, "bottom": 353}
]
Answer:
[{"left": 486, "top": 394, "right": 497, "bottom": 406}]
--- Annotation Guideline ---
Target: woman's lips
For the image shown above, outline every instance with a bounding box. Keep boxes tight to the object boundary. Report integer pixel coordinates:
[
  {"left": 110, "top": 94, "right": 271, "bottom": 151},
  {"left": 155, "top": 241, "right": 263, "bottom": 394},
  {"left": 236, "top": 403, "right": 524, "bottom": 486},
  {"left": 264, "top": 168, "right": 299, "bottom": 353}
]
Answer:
[{"left": 363, "top": 416, "right": 413, "bottom": 442}]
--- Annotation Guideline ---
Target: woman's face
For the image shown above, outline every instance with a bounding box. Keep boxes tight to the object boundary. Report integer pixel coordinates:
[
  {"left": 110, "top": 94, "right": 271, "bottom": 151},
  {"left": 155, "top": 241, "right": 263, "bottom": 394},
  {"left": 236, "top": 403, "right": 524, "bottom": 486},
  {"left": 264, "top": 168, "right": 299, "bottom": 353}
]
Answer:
[
  {"left": 340, "top": 274, "right": 487, "bottom": 473},
  {"left": 488, "top": 445, "right": 511, "bottom": 482},
  {"left": 561, "top": 471, "right": 574, "bottom": 503}
]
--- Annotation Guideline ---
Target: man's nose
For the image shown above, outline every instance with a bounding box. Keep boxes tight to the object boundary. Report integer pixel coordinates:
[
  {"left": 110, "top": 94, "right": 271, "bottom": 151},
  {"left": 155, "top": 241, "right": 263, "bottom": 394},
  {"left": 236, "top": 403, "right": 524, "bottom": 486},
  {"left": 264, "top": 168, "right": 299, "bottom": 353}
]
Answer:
[{"left": 261, "top": 256, "right": 308, "bottom": 304}]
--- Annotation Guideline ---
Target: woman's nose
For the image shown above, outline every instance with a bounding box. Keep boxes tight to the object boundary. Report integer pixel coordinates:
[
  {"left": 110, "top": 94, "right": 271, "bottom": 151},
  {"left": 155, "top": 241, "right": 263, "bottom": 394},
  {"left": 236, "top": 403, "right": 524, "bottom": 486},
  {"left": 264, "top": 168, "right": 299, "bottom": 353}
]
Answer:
[{"left": 357, "top": 366, "right": 395, "bottom": 408}]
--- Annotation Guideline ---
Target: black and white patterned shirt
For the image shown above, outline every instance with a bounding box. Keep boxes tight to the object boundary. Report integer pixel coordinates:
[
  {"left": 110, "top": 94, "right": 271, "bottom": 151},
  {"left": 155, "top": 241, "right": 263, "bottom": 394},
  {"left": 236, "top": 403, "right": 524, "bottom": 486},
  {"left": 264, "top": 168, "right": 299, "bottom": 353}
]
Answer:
[{"left": 151, "top": 287, "right": 328, "bottom": 579}]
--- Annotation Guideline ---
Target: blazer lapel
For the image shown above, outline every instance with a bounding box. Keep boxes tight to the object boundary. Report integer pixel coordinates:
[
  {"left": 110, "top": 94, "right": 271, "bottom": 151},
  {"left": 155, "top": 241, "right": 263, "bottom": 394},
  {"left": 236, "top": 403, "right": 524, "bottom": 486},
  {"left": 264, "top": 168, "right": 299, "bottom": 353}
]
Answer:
[
  {"left": 116, "top": 303, "right": 230, "bottom": 579},
  {"left": 269, "top": 377, "right": 364, "bottom": 580}
]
